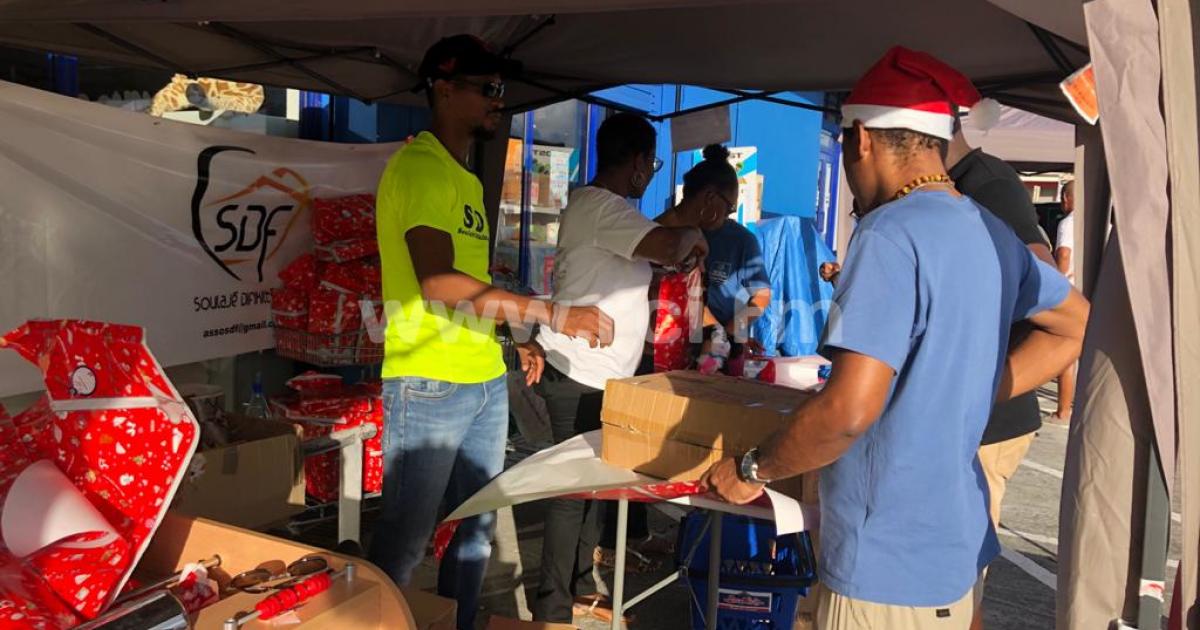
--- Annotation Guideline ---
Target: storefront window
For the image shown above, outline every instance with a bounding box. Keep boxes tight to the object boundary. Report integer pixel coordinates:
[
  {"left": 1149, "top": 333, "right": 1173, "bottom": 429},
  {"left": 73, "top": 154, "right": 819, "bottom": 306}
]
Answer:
[{"left": 494, "top": 100, "right": 599, "bottom": 295}]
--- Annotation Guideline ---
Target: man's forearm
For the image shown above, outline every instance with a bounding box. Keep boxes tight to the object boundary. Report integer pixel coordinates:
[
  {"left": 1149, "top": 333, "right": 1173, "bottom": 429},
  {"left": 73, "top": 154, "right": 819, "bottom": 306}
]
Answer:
[
  {"left": 995, "top": 328, "right": 1082, "bottom": 403},
  {"left": 756, "top": 392, "right": 862, "bottom": 481},
  {"left": 727, "top": 290, "right": 771, "bottom": 336},
  {"left": 670, "top": 228, "right": 705, "bottom": 265},
  {"left": 1055, "top": 249, "right": 1072, "bottom": 276},
  {"left": 420, "top": 271, "right": 552, "bottom": 327}
]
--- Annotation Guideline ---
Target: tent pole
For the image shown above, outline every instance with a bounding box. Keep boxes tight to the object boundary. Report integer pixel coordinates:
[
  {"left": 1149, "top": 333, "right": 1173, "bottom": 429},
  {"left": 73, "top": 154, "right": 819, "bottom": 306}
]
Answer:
[
  {"left": 502, "top": 15, "right": 557, "bottom": 58},
  {"left": 204, "top": 22, "right": 365, "bottom": 100},
  {"left": 652, "top": 91, "right": 783, "bottom": 122},
  {"left": 1135, "top": 446, "right": 1171, "bottom": 629},
  {"left": 505, "top": 77, "right": 643, "bottom": 116},
  {"left": 72, "top": 23, "right": 194, "bottom": 76},
  {"left": 1026, "top": 22, "right": 1075, "bottom": 77},
  {"left": 711, "top": 88, "right": 838, "bottom": 115},
  {"left": 198, "top": 48, "right": 375, "bottom": 77}
]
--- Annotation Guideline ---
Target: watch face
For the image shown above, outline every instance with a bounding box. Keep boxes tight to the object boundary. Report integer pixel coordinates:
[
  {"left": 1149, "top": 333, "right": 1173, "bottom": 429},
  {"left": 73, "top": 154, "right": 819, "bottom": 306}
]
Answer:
[{"left": 739, "top": 450, "right": 756, "bottom": 480}]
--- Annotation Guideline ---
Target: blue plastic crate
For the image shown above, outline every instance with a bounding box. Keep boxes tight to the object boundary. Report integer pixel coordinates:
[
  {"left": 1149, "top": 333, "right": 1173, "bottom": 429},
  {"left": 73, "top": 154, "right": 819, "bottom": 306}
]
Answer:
[{"left": 677, "top": 512, "right": 817, "bottom": 630}]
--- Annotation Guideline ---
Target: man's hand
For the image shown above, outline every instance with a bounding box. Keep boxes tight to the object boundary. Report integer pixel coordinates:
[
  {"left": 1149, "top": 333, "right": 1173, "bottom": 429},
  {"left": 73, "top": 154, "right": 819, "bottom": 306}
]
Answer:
[
  {"left": 819, "top": 262, "right": 842, "bottom": 284},
  {"left": 552, "top": 304, "right": 615, "bottom": 348},
  {"left": 516, "top": 341, "right": 545, "bottom": 386},
  {"left": 700, "top": 457, "right": 765, "bottom": 505}
]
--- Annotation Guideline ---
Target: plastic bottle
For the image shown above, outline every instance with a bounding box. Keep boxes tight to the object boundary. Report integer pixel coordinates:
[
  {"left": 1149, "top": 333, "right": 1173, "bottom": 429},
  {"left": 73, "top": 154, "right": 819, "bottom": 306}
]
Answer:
[{"left": 243, "top": 375, "right": 269, "bottom": 419}]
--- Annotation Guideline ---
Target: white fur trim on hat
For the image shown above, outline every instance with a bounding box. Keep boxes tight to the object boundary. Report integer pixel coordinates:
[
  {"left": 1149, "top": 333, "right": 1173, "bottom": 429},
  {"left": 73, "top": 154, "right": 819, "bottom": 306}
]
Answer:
[
  {"left": 841, "top": 104, "right": 954, "bottom": 141},
  {"left": 967, "top": 98, "right": 1002, "bottom": 131}
]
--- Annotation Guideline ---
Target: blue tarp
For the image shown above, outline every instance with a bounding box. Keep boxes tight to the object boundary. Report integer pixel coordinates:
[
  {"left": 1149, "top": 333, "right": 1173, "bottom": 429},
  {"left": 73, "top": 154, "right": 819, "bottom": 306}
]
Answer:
[{"left": 752, "top": 216, "right": 836, "bottom": 356}]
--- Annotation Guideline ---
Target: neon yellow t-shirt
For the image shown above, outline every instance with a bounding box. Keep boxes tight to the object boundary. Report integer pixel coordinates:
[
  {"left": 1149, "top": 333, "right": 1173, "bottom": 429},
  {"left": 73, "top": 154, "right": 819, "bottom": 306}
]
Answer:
[{"left": 376, "top": 131, "right": 504, "bottom": 383}]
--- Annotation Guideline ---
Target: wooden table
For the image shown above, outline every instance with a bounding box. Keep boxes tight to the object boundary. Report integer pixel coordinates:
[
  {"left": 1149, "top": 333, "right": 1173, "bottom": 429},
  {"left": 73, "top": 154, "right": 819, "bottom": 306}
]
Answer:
[{"left": 138, "top": 512, "right": 416, "bottom": 629}]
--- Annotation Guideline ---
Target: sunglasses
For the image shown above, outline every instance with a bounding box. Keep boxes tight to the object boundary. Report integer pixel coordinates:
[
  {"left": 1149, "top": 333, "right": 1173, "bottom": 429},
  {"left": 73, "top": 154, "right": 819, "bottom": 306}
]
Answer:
[{"left": 454, "top": 78, "right": 506, "bottom": 99}]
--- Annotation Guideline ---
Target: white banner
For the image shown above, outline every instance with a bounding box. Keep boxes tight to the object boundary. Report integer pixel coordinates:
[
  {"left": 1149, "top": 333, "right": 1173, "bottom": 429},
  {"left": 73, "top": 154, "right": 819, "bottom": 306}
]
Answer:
[{"left": 0, "top": 80, "right": 402, "bottom": 396}]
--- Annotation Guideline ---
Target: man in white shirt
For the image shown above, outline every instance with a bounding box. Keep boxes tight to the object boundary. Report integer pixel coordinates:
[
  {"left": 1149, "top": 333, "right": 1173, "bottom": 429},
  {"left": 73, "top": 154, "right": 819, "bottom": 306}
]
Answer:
[
  {"left": 1056, "top": 180, "right": 1075, "bottom": 281},
  {"left": 530, "top": 112, "right": 707, "bottom": 623},
  {"left": 1052, "top": 180, "right": 1077, "bottom": 422}
]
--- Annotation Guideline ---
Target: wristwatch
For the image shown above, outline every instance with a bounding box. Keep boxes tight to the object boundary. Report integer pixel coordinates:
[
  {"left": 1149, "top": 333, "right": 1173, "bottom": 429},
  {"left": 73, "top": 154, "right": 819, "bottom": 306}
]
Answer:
[{"left": 738, "top": 447, "right": 771, "bottom": 484}]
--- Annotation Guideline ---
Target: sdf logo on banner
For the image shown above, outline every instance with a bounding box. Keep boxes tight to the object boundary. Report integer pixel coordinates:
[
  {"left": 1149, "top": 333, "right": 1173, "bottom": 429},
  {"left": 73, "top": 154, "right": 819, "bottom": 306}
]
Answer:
[{"left": 191, "top": 145, "right": 310, "bottom": 282}]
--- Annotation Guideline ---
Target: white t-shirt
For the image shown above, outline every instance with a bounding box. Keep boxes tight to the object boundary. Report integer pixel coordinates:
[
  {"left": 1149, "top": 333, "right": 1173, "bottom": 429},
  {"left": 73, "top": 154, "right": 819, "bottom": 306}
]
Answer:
[
  {"left": 537, "top": 186, "right": 658, "bottom": 390},
  {"left": 1056, "top": 213, "right": 1075, "bottom": 278}
]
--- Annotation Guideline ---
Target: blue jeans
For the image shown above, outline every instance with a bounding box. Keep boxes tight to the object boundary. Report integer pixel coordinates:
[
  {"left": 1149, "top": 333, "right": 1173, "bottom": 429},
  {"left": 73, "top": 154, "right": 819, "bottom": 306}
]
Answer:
[{"left": 368, "top": 374, "right": 508, "bottom": 630}]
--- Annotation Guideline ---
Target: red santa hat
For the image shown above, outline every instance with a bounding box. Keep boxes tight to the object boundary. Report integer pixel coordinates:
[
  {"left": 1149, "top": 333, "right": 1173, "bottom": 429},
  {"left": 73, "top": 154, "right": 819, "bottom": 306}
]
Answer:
[{"left": 842, "top": 46, "right": 1001, "bottom": 141}]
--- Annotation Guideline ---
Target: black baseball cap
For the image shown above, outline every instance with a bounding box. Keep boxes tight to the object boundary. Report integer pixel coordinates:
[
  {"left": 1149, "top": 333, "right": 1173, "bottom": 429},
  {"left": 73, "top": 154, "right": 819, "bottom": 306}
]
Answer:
[{"left": 417, "top": 34, "right": 522, "bottom": 90}]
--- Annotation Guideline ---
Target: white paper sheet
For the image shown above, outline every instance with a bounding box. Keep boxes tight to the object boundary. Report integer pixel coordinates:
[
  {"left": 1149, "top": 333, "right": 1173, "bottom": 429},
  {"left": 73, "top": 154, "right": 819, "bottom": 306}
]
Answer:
[
  {"left": 2, "top": 460, "right": 118, "bottom": 558},
  {"left": 670, "top": 106, "right": 732, "bottom": 153},
  {"left": 446, "top": 431, "right": 816, "bottom": 534}
]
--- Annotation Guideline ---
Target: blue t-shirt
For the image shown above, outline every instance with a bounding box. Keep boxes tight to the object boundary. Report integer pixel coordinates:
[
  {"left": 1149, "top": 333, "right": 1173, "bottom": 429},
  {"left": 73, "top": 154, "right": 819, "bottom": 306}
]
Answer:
[
  {"left": 817, "top": 190, "right": 1071, "bottom": 606},
  {"left": 704, "top": 220, "right": 770, "bottom": 327}
]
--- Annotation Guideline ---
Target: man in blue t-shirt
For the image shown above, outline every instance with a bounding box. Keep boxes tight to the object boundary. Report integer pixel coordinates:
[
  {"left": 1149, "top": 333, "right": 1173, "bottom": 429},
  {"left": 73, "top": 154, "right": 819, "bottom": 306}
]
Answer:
[{"left": 702, "top": 46, "right": 1089, "bottom": 629}]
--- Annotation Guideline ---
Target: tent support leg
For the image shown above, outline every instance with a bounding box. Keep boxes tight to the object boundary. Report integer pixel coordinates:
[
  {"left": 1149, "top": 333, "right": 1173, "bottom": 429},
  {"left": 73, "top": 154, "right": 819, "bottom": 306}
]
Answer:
[{"left": 1136, "top": 445, "right": 1171, "bottom": 629}]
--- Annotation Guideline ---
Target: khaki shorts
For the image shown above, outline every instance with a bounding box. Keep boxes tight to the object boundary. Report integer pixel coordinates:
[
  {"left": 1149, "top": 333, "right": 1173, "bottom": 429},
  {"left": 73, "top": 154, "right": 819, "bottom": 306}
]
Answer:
[
  {"left": 815, "top": 578, "right": 983, "bottom": 630},
  {"left": 977, "top": 432, "right": 1036, "bottom": 526}
]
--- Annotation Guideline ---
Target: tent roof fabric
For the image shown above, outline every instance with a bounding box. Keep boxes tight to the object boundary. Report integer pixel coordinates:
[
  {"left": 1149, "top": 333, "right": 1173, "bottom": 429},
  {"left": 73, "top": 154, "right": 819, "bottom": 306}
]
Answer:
[
  {"left": 963, "top": 105, "right": 1076, "bottom": 167},
  {"left": 0, "top": 1, "right": 1087, "bottom": 114}
]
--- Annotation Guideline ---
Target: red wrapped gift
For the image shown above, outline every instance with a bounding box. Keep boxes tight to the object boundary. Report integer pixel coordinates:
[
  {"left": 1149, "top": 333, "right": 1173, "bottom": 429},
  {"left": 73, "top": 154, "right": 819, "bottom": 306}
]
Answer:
[
  {"left": 307, "top": 288, "right": 362, "bottom": 335},
  {"left": 319, "top": 259, "right": 381, "bottom": 298},
  {"left": 652, "top": 267, "right": 703, "bottom": 372},
  {"left": 270, "top": 287, "right": 308, "bottom": 330},
  {"left": 315, "top": 238, "right": 378, "bottom": 264},
  {"left": 278, "top": 252, "right": 320, "bottom": 292},
  {"left": 0, "top": 321, "right": 199, "bottom": 627},
  {"left": 285, "top": 371, "right": 344, "bottom": 396},
  {"left": 270, "top": 384, "right": 384, "bottom": 503},
  {"left": 312, "top": 194, "right": 376, "bottom": 245}
]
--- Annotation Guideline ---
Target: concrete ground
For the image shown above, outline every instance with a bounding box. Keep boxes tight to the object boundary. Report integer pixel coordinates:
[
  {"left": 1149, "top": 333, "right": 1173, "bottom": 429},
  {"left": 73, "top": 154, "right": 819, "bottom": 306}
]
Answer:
[{"left": 288, "top": 384, "right": 1183, "bottom": 629}]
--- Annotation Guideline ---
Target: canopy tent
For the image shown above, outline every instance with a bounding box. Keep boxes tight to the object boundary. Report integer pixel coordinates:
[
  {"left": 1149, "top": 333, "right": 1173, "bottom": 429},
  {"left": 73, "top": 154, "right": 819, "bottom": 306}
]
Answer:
[
  {"left": 0, "top": 1, "right": 1194, "bottom": 627},
  {"left": 0, "top": 0, "right": 1086, "bottom": 117}
]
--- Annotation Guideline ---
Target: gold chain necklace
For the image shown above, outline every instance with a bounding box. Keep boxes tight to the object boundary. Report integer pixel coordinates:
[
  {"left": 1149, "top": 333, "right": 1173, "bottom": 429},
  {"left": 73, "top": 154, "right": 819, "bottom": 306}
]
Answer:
[{"left": 893, "top": 173, "right": 952, "bottom": 201}]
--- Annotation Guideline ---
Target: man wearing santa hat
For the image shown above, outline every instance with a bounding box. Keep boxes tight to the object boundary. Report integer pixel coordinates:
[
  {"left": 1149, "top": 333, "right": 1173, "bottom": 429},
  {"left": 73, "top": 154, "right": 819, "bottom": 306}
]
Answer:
[{"left": 702, "top": 47, "right": 1089, "bottom": 629}]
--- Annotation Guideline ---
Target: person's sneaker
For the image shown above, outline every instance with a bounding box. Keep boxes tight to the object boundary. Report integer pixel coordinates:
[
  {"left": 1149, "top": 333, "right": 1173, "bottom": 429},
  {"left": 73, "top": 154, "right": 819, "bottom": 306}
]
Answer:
[
  {"left": 593, "top": 546, "right": 661, "bottom": 573},
  {"left": 573, "top": 593, "right": 634, "bottom": 624}
]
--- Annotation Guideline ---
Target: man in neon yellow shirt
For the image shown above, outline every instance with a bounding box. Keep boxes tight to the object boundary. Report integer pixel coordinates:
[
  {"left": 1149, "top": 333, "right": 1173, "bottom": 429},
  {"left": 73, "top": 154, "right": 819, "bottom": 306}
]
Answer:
[{"left": 369, "top": 35, "right": 612, "bottom": 630}]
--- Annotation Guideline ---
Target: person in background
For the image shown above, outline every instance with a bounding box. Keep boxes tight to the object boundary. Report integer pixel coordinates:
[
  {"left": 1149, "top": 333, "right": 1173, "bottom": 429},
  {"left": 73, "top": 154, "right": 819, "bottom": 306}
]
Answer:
[
  {"left": 530, "top": 112, "right": 708, "bottom": 624},
  {"left": 944, "top": 88, "right": 1060, "bottom": 496},
  {"left": 688, "top": 145, "right": 771, "bottom": 366},
  {"left": 946, "top": 96, "right": 1059, "bottom": 630},
  {"left": 591, "top": 142, "right": 766, "bottom": 576},
  {"left": 1052, "top": 180, "right": 1077, "bottom": 423},
  {"left": 702, "top": 46, "right": 1088, "bottom": 630},
  {"left": 369, "top": 34, "right": 612, "bottom": 630}
]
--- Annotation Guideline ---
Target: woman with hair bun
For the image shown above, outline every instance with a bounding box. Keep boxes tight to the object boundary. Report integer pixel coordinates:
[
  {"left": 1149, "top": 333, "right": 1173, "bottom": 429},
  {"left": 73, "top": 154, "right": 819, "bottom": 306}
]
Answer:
[{"left": 657, "top": 144, "right": 772, "bottom": 367}]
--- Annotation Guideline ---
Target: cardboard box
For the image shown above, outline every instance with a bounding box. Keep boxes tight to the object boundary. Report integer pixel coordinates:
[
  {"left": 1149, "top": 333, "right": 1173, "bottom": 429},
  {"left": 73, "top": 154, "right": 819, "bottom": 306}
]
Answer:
[
  {"left": 486, "top": 617, "right": 578, "bottom": 630},
  {"left": 601, "top": 371, "right": 816, "bottom": 483},
  {"left": 401, "top": 587, "right": 457, "bottom": 630},
  {"left": 171, "top": 415, "right": 305, "bottom": 529}
]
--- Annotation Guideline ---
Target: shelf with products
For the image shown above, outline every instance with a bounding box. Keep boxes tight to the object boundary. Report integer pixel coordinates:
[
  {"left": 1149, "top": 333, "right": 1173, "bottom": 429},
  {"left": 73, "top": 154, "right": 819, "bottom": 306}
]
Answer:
[
  {"left": 494, "top": 239, "right": 556, "bottom": 297},
  {"left": 500, "top": 201, "right": 561, "bottom": 216},
  {"left": 495, "top": 100, "right": 598, "bottom": 296}
]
